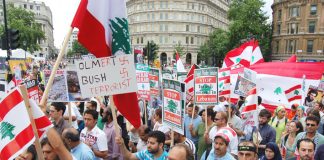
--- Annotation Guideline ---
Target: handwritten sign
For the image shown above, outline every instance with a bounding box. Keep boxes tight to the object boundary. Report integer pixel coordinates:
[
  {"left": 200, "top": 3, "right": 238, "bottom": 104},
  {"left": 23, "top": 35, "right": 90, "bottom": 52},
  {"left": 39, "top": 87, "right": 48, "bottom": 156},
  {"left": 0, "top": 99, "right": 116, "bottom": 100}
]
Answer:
[
  {"left": 162, "top": 79, "right": 185, "bottom": 135},
  {"left": 194, "top": 67, "right": 218, "bottom": 105},
  {"left": 136, "top": 64, "right": 150, "bottom": 100},
  {"left": 44, "top": 70, "right": 69, "bottom": 102},
  {"left": 76, "top": 54, "right": 137, "bottom": 98}
]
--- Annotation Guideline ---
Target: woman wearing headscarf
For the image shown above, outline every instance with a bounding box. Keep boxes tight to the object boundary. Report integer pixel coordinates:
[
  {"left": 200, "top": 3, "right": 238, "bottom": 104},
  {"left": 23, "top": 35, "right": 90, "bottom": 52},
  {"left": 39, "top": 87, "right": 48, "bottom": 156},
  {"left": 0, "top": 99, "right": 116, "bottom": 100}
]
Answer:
[
  {"left": 293, "top": 106, "right": 306, "bottom": 129},
  {"left": 260, "top": 142, "right": 282, "bottom": 160},
  {"left": 281, "top": 120, "right": 303, "bottom": 159},
  {"left": 269, "top": 105, "right": 288, "bottom": 144}
]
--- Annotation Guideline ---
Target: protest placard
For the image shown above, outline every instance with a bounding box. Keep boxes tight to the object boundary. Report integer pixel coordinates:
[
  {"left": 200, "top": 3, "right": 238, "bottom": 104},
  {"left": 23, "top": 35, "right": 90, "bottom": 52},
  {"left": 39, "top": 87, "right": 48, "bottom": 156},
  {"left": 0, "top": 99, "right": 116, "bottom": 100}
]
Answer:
[
  {"left": 76, "top": 54, "right": 137, "bottom": 98},
  {"left": 194, "top": 67, "right": 218, "bottom": 105},
  {"left": 136, "top": 64, "right": 150, "bottom": 100},
  {"left": 66, "top": 70, "right": 90, "bottom": 101},
  {"left": 162, "top": 78, "right": 185, "bottom": 134},
  {"left": 25, "top": 79, "right": 40, "bottom": 104},
  {"left": 234, "top": 75, "right": 256, "bottom": 97},
  {"left": 243, "top": 68, "right": 257, "bottom": 82},
  {"left": 149, "top": 68, "right": 160, "bottom": 97},
  {"left": 304, "top": 85, "right": 323, "bottom": 107},
  {"left": 177, "top": 72, "right": 187, "bottom": 82},
  {"left": 44, "top": 69, "right": 68, "bottom": 102},
  {"left": 162, "top": 70, "right": 173, "bottom": 79}
]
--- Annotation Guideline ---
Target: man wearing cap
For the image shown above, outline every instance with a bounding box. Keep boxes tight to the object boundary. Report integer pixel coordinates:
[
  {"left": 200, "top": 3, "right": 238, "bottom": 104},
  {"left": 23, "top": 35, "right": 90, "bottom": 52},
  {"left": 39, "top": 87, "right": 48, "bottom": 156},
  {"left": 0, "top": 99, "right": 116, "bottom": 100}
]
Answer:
[
  {"left": 202, "top": 130, "right": 235, "bottom": 160},
  {"left": 237, "top": 141, "right": 258, "bottom": 160}
]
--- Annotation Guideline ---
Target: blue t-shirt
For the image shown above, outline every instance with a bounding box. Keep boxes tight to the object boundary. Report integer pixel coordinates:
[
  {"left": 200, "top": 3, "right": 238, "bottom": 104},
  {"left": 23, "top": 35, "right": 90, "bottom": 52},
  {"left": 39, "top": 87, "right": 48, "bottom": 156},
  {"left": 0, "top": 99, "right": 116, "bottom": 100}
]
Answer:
[
  {"left": 71, "top": 142, "right": 95, "bottom": 160},
  {"left": 136, "top": 149, "right": 168, "bottom": 160},
  {"left": 184, "top": 114, "right": 202, "bottom": 145}
]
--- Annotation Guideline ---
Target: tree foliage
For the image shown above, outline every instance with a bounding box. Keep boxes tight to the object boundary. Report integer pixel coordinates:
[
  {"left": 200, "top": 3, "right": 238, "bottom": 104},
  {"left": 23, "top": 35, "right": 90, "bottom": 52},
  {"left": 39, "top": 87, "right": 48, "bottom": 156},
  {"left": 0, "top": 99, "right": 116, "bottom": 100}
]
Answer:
[
  {"left": 0, "top": 4, "right": 45, "bottom": 52},
  {"left": 72, "top": 40, "right": 88, "bottom": 55}
]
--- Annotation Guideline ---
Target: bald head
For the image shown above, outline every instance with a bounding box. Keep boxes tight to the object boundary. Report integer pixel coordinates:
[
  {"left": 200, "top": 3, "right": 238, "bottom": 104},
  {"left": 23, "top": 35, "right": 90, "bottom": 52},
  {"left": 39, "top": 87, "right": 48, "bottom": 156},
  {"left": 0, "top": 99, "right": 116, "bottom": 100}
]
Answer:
[{"left": 62, "top": 128, "right": 80, "bottom": 142}]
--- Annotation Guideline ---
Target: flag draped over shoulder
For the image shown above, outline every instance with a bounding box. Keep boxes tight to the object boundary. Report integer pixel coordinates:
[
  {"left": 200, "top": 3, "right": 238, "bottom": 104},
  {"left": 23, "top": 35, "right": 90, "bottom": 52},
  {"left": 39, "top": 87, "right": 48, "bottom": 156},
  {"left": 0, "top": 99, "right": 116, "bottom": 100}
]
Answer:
[
  {"left": 71, "top": 0, "right": 141, "bottom": 128},
  {"left": 0, "top": 89, "right": 35, "bottom": 160}
]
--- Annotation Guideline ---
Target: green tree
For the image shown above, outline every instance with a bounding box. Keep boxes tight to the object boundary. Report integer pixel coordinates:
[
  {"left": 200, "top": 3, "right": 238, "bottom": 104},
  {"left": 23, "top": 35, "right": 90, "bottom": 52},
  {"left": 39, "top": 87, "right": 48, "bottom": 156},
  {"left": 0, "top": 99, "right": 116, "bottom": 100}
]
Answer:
[
  {"left": 72, "top": 40, "right": 89, "bottom": 55},
  {"left": 0, "top": 4, "right": 45, "bottom": 52},
  {"left": 228, "top": 0, "right": 272, "bottom": 60}
]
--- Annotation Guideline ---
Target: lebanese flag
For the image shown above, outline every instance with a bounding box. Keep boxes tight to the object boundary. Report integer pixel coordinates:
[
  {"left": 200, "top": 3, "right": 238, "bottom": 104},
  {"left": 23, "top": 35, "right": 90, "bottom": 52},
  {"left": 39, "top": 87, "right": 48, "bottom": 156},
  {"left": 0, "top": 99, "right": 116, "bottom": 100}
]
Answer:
[
  {"left": 250, "top": 40, "right": 264, "bottom": 65},
  {"left": 287, "top": 54, "right": 297, "bottom": 62},
  {"left": 241, "top": 87, "right": 257, "bottom": 113},
  {"left": 29, "top": 99, "right": 53, "bottom": 139},
  {"left": 0, "top": 88, "right": 35, "bottom": 160},
  {"left": 72, "top": 0, "right": 141, "bottom": 128},
  {"left": 285, "top": 84, "right": 302, "bottom": 103},
  {"left": 176, "top": 51, "right": 186, "bottom": 72},
  {"left": 222, "top": 40, "right": 254, "bottom": 68},
  {"left": 184, "top": 64, "right": 199, "bottom": 103},
  {"left": 219, "top": 67, "right": 231, "bottom": 97}
]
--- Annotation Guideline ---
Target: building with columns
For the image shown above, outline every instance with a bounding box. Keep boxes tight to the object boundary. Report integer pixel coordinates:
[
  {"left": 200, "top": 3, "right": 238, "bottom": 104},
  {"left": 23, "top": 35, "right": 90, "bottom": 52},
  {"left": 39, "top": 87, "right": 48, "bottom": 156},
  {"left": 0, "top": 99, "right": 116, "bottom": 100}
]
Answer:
[
  {"left": 0, "top": 0, "right": 55, "bottom": 58},
  {"left": 126, "top": 0, "right": 230, "bottom": 66},
  {"left": 271, "top": 0, "right": 324, "bottom": 62}
]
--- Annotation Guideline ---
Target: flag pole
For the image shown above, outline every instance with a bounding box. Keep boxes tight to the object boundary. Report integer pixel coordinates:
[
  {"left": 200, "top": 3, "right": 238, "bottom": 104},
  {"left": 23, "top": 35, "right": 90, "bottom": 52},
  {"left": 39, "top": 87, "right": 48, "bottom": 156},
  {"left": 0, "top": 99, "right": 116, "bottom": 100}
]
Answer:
[
  {"left": 19, "top": 85, "right": 44, "bottom": 160},
  {"left": 68, "top": 102, "right": 72, "bottom": 127},
  {"left": 205, "top": 106, "right": 208, "bottom": 131},
  {"left": 170, "top": 127, "right": 174, "bottom": 147},
  {"left": 143, "top": 99, "right": 148, "bottom": 125},
  {"left": 109, "top": 96, "right": 121, "bottom": 136},
  {"left": 40, "top": 27, "right": 74, "bottom": 110}
]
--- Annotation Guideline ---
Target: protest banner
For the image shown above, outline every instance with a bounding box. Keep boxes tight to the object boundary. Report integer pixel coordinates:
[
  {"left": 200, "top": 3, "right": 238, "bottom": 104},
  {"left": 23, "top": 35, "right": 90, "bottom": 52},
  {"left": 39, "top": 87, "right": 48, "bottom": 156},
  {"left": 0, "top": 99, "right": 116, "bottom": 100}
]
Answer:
[
  {"left": 162, "top": 70, "right": 173, "bottom": 79},
  {"left": 318, "top": 73, "right": 324, "bottom": 91},
  {"left": 234, "top": 75, "right": 256, "bottom": 97},
  {"left": 44, "top": 69, "right": 69, "bottom": 102},
  {"left": 162, "top": 78, "right": 185, "bottom": 134},
  {"left": 194, "top": 67, "right": 218, "bottom": 105},
  {"left": 177, "top": 71, "right": 187, "bottom": 82},
  {"left": 66, "top": 70, "right": 89, "bottom": 101},
  {"left": 25, "top": 79, "right": 40, "bottom": 104},
  {"left": 136, "top": 64, "right": 150, "bottom": 100},
  {"left": 76, "top": 54, "right": 137, "bottom": 98}
]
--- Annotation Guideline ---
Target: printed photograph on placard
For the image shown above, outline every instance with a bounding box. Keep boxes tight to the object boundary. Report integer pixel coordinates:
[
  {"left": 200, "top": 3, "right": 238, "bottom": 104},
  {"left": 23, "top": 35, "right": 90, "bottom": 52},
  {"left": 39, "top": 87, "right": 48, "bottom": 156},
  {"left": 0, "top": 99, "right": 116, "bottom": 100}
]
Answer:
[
  {"left": 66, "top": 70, "right": 90, "bottom": 102},
  {"left": 44, "top": 70, "right": 68, "bottom": 102},
  {"left": 304, "top": 85, "right": 323, "bottom": 107},
  {"left": 234, "top": 75, "right": 256, "bottom": 97}
]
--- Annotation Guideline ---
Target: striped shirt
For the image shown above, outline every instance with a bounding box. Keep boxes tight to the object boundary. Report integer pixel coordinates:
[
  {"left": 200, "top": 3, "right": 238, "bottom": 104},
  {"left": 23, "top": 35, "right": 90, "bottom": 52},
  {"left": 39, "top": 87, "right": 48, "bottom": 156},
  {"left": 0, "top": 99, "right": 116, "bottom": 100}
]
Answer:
[{"left": 183, "top": 138, "right": 196, "bottom": 158}]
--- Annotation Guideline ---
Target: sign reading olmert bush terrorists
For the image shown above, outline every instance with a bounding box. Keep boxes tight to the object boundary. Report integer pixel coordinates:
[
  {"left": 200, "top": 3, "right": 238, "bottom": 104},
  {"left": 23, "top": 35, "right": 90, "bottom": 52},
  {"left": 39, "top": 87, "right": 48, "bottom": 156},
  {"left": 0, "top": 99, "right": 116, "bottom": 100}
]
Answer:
[
  {"left": 76, "top": 54, "right": 137, "bottom": 98},
  {"left": 162, "top": 78, "right": 185, "bottom": 134},
  {"left": 194, "top": 67, "right": 218, "bottom": 105}
]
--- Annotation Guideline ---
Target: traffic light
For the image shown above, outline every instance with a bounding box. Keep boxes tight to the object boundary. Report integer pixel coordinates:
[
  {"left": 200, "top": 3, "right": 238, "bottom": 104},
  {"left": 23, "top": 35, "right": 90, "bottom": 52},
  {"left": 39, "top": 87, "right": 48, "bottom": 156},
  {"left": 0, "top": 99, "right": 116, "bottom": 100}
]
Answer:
[
  {"left": 0, "top": 34, "right": 8, "bottom": 50},
  {"left": 9, "top": 29, "right": 20, "bottom": 50}
]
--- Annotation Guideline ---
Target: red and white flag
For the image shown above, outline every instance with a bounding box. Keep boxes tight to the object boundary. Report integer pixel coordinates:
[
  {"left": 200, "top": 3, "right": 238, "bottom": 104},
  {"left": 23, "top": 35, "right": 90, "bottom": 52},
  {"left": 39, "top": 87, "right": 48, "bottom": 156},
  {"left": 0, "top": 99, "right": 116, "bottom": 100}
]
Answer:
[
  {"left": 0, "top": 89, "right": 35, "bottom": 160},
  {"left": 285, "top": 84, "right": 302, "bottom": 103},
  {"left": 241, "top": 87, "right": 258, "bottom": 113},
  {"left": 72, "top": 0, "right": 141, "bottom": 128},
  {"left": 219, "top": 67, "right": 231, "bottom": 97},
  {"left": 29, "top": 99, "right": 53, "bottom": 139},
  {"left": 250, "top": 40, "right": 264, "bottom": 65},
  {"left": 176, "top": 51, "right": 186, "bottom": 72},
  {"left": 184, "top": 64, "right": 199, "bottom": 103}
]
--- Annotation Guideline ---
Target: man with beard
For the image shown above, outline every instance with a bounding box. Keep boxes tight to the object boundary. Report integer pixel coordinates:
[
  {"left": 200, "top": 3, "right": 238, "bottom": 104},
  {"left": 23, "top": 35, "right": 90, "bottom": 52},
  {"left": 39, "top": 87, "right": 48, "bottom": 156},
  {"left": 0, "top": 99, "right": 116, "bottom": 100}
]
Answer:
[
  {"left": 116, "top": 130, "right": 168, "bottom": 160},
  {"left": 248, "top": 109, "right": 276, "bottom": 158},
  {"left": 288, "top": 138, "right": 315, "bottom": 160},
  {"left": 203, "top": 132, "right": 235, "bottom": 160},
  {"left": 102, "top": 107, "right": 123, "bottom": 160}
]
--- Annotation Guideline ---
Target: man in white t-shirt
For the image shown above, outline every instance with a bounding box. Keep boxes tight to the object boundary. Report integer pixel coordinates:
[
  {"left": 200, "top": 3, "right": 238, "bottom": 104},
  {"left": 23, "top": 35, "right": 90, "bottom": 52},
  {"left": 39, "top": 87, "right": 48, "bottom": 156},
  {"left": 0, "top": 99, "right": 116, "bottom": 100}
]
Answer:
[{"left": 80, "top": 110, "right": 108, "bottom": 160}]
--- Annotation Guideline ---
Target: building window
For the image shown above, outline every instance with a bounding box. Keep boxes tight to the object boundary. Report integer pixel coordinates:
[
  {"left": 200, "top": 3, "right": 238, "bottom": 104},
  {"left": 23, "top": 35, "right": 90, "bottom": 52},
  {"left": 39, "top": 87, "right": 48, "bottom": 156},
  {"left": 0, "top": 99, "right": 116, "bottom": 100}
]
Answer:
[
  {"left": 310, "top": 5, "right": 317, "bottom": 15},
  {"left": 24, "top": 4, "right": 27, "bottom": 8},
  {"left": 36, "top": 6, "right": 40, "bottom": 10},
  {"left": 309, "top": 21, "right": 316, "bottom": 33},
  {"left": 278, "top": 9, "right": 282, "bottom": 20},
  {"left": 186, "top": 37, "right": 189, "bottom": 44},
  {"left": 30, "top": 5, "right": 33, "bottom": 10},
  {"left": 137, "top": 37, "right": 139, "bottom": 44},
  {"left": 197, "top": 26, "right": 200, "bottom": 32},
  {"left": 141, "top": 37, "right": 143, "bottom": 44},
  {"left": 289, "top": 23, "right": 298, "bottom": 34},
  {"left": 277, "top": 24, "right": 281, "bottom": 35},
  {"left": 160, "top": 13, "right": 163, "bottom": 19},
  {"left": 289, "top": 6, "right": 299, "bottom": 17},
  {"left": 186, "top": 25, "right": 189, "bottom": 31},
  {"left": 165, "top": 25, "right": 168, "bottom": 31},
  {"left": 190, "top": 37, "right": 194, "bottom": 44},
  {"left": 160, "top": 24, "right": 163, "bottom": 31},
  {"left": 275, "top": 41, "right": 280, "bottom": 53},
  {"left": 307, "top": 40, "right": 313, "bottom": 53}
]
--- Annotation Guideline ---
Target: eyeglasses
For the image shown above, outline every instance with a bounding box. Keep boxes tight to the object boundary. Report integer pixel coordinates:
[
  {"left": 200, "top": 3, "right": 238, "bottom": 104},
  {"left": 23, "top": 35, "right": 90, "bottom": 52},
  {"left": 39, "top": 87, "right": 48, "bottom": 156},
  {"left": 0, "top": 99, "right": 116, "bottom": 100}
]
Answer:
[{"left": 306, "top": 123, "right": 316, "bottom": 127}]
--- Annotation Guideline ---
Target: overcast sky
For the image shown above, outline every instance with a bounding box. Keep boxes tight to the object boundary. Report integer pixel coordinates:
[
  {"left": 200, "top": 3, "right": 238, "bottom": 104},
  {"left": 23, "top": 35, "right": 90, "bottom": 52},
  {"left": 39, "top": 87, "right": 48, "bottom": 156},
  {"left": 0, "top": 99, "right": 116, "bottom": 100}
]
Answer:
[{"left": 38, "top": 0, "right": 273, "bottom": 49}]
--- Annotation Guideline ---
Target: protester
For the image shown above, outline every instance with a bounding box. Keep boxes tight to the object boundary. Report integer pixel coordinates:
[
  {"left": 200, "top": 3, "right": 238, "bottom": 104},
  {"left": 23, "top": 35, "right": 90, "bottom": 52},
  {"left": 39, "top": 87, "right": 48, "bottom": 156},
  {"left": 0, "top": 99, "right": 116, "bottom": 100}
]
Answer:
[
  {"left": 260, "top": 142, "right": 282, "bottom": 160},
  {"left": 308, "top": 109, "right": 324, "bottom": 134},
  {"left": 227, "top": 104, "right": 244, "bottom": 137},
  {"left": 15, "top": 145, "right": 37, "bottom": 160},
  {"left": 116, "top": 130, "right": 168, "bottom": 160},
  {"left": 315, "top": 144, "right": 324, "bottom": 160},
  {"left": 168, "top": 143, "right": 194, "bottom": 160},
  {"left": 80, "top": 110, "right": 108, "bottom": 160},
  {"left": 288, "top": 104, "right": 298, "bottom": 120},
  {"left": 294, "top": 106, "right": 307, "bottom": 129},
  {"left": 85, "top": 100, "right": 104, "bottom": 129},
  {"left": 135, "top": 125, "right": 151, "bottom": 152},
  {"left": 62, "top": 128, "right": 95, "bottom": 160},
  {"left": 173, "top": 131, "right": 196, "bottom": 158},
  {"left": 49, "top": 102, "right": 70, "bottom": 134},
  {"left": 293, "top": 115, "right": 324, "bottom": 151},
  {"left": 189, "top": 108, "right": 215, "bottom": 159},
  {"left": 288, "top": 138, "right": 315, "bottom": 160},
  {"left": 184, "top": 104, "right": 202, "bottom": 148},
  {"left": 269, "top": 105, "right": 288, "bottom": 144},
  {"left": 237, "top": 141, "right": 258, "bottom": 160},
  {"left": 153, "top": 108, "right": 170, "bottom": 134},
  {"left": 281, "top": 120, "right": 303, "bottom": 159}
]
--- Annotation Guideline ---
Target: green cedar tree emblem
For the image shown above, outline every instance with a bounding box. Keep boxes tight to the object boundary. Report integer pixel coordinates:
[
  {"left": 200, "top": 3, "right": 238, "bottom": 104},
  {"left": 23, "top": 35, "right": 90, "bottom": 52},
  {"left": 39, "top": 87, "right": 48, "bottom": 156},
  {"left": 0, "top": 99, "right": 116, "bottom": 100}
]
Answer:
[
  {"left": 219, "top": 82, "right": 224, "bottom": 89},
  {"left": 200, "top": 84, "right": 212, "bottom": 94},
  {"left": 294, "top": 90, "right": 299, "bottom": 95},
  {"left": 222, "top": 71, "right": 226, "bottom": 77},
  {"left": 150, "top": 80, "right": 156, "bottom": 88},
  {"left": 0, "top": 121, "right": 15, "bottom": 140},
  {"left": 251, "top": 56, "right": 255, "bottom": 62},
  {"left": 236, "top": 58, "right": 241, "bottom": 63},
  {"left": 274, "top": 87, "right": 282, "bottom": 95},
  {"left": 109, "top": 17, "right": 131, "bottom": 55},
  {"left": 167, "top": 100, "right": 177, "bottom": 113}
]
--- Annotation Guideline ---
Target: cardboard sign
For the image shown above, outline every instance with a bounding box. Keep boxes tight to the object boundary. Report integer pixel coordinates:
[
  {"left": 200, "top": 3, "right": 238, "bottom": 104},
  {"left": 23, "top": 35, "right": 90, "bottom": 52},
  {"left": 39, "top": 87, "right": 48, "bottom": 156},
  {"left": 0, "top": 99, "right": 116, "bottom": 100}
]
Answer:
[
  {"left": 25, "top": 79, "right": 39, "bottom": 104},
  {"left": 177, "top": 72, "right": 187, "bottom": 82},
  {"left": 194, "top": 67, "right": 218, "bottom": 105},
  {"left": 162, "top": 70, "right": 173, "bottom": 79},
  {"left": 66, "top": 70, "right": 90, "bottom": 102},
  {"left": 136, "top": 64, "right": 150, "bottom": 100},
  {"left": 44, "top": 70, "right": 69, "bottom": 102},
  {"left": 162, "top": 79, "right": 185, "bottom": 135},
  {"left": 234, "top": 75, "right": 256, "bottom": 97},
  {"left": 76, "top": 54, "right": 137, "bottom": 98},
  {"left": 149, "top": 68, "right": 160, "bottom": 96}
]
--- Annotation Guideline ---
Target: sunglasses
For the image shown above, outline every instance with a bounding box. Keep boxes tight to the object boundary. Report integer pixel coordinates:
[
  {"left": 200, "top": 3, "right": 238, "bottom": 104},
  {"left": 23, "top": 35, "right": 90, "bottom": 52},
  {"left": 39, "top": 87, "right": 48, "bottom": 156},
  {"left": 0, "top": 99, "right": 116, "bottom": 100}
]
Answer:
[{"left": 306, "top": 123, "right": 316, "bottom": 127}]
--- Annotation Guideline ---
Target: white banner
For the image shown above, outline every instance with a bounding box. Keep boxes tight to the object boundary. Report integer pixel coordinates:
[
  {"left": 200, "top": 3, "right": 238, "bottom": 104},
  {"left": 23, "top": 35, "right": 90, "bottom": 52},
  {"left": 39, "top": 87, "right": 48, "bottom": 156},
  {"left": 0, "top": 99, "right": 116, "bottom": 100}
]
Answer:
[{"left": 76, "top": 54, "right": 137, "bottom": 98}]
